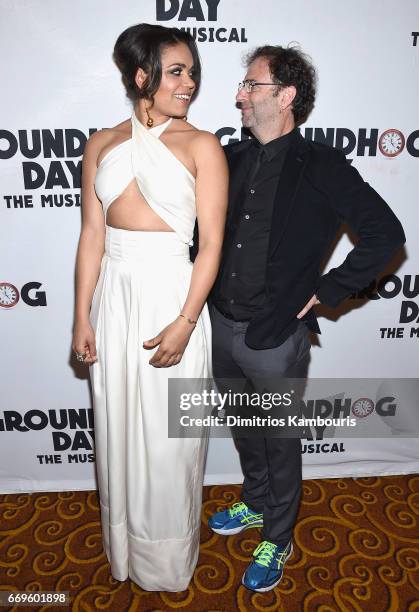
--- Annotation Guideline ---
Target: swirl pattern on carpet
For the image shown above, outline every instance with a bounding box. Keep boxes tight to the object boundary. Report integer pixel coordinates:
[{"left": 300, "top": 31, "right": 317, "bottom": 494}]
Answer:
[{"left": 0, "top": 476, "right": 418, "bottom": 611}]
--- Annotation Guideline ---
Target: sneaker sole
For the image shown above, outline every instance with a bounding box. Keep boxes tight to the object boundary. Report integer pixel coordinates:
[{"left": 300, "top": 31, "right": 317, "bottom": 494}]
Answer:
[
  {"left": 210, "top": 520, "right": 263, "bottom": 535},
  {"left": 241, "top": 542, "right": 294, "bottom": 592}
]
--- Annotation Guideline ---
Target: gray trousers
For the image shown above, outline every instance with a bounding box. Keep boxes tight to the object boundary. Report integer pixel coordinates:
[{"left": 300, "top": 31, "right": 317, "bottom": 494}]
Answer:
[{"left": 211, "top": 305, "right": 311, "bottom": 546}]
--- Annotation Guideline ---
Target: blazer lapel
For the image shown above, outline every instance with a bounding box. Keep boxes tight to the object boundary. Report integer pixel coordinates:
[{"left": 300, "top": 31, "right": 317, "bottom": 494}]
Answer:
[{"left": 267, "top": 133, "right": 310, "bottom": 258}]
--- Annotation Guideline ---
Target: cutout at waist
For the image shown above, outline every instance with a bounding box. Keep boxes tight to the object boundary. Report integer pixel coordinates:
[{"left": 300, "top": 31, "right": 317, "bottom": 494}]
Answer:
[{"left": 105, "top": 179, "right": 176, "bottom": 234}]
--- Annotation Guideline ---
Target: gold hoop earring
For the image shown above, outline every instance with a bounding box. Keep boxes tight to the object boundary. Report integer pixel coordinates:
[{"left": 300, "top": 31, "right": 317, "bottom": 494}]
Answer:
[{"left": 145, "top": 105, "right": 154, "bottom": 128}]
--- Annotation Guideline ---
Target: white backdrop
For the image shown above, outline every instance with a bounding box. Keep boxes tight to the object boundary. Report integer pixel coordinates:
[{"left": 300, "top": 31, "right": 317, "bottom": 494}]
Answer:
[{"left": 1, "top": 0, "right": 418, "bottom": 493}]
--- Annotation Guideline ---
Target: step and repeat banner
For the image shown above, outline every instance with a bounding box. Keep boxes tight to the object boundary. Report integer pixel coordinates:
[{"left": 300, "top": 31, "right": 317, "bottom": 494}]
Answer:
[{"left": 1, "top": 0, "right": 418, "bottom": 492}]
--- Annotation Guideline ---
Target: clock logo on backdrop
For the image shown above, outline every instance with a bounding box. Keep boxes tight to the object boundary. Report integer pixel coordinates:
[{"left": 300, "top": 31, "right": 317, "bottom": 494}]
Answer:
[
  {"left": 351, "top": 398, "right": 375, "bottom": 418},
  {"left": 378, "top": 129, "right": 405, "bottom": 157},
  {"left": 0, "top": 282, "right": 20, "bottom": 308}
]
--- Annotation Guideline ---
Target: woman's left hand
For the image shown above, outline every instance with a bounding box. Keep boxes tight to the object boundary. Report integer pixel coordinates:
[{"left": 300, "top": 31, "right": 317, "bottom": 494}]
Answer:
[{"left": 143, "top": 317, "right": 195, "bottom": 368}]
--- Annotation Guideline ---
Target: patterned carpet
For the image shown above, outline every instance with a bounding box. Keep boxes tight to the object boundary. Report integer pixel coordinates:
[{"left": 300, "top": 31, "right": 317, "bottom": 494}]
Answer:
[{"left": 0, "top": 476, "right": 418, "bottom": 611}]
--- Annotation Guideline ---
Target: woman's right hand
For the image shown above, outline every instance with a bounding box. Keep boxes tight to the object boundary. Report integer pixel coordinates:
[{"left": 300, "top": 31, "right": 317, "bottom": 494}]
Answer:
[{"left": 72, "top": 320, "right": 97, "bottom": 365}]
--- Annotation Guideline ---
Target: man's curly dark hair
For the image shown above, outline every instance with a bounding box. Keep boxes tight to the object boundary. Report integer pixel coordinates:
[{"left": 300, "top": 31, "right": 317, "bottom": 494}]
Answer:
[{"left": 245, "top": 44, "right": 316, "bottom": 125}]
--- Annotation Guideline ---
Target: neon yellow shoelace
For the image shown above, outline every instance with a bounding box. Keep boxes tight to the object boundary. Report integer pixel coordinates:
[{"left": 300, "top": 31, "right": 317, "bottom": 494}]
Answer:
[
  {"left": 253, "top": 541, "right": 278, "bottom": 568},
  {"left": 228, "top": 502, "right": 248, "bottom": 517}
]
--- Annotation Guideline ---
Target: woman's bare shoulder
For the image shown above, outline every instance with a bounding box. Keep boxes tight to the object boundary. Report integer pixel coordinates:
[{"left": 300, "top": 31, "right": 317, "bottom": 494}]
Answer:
[
  {"left": 189, "top": 129, "right": 224, "bottom": 158},
  {"left": 84, "top": 118, "right": 132, "bottom": 164},
  {"left": 171, "top": 119, "right": 221, "bottom": 148},
  {"left": 107, "top": 117, "right": 132, "bottom": 135}
]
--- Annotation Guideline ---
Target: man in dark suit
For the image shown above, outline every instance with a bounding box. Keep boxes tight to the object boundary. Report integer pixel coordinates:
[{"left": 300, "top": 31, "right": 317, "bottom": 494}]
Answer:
[{"left": 206, "top": 45, "right": 405, "bottom": 592}]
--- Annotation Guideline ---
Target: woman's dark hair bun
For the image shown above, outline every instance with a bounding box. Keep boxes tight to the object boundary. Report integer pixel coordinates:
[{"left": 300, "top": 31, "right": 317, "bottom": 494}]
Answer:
[{"left": 113, "top": 23, "right": 201, "bottom": 103}]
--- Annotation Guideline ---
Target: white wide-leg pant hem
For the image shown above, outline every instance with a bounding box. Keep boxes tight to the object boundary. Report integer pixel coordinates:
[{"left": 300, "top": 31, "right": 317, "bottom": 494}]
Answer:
[{"left": 100, "top": 502, "right": 201, "bottom": 592}]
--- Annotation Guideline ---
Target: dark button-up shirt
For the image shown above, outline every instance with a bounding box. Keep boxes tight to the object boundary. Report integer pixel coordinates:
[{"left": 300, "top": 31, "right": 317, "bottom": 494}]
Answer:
[{"left": 213, "top": 129, "right": 297, "bottom": 320}]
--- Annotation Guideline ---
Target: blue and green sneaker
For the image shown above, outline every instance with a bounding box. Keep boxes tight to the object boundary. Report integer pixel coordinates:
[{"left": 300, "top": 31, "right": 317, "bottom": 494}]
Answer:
[
  {"left": 242, "top": 539, "right": 293, "bottom": 592},
  {"left": 208, "top": 501, "right": 263, "bottom": 535}
]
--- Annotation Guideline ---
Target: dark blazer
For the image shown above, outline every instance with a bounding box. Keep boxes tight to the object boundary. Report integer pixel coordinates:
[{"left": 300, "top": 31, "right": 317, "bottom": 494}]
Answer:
[{"left": 193, "top": 131, "right": 406, "bottom": 350}]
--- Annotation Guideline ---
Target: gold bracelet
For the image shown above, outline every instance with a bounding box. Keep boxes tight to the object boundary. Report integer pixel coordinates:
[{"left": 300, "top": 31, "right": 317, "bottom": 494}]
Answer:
[{"left": 179, "top": 313, "right": 197, "bottom": 325}]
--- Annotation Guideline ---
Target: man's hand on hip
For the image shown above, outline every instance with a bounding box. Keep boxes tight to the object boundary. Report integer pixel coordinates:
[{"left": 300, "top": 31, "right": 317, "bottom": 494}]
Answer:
[{"left": 297, "top": 294, "right": 320, "bottom": 319}]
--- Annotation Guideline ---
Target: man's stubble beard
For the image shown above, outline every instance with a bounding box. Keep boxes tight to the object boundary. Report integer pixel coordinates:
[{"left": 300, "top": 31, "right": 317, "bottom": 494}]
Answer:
[{"left": 243, "top": 99, "right": 277, "bottom": 131}]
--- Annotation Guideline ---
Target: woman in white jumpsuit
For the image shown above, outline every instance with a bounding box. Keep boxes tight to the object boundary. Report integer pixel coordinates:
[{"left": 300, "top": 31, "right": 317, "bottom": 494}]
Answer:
[{"left": 72, "top": 23, "right": 228, "bottom": 591}]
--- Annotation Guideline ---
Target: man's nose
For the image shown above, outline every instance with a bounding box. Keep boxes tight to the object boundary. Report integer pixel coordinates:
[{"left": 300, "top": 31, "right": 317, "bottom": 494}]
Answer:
[{"left": 236, "top": 87, "right": 248, "bottom": 104}]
